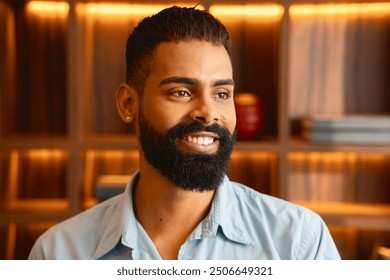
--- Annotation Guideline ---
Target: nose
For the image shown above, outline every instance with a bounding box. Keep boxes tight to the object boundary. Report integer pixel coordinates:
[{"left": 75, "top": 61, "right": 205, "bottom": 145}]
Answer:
[{"left": 189, "top": 95, "right": 220, "bottom": 125}]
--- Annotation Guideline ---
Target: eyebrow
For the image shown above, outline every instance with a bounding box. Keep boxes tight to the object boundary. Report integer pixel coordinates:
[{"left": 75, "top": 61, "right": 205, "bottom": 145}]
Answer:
[
  {"left": 212, "top": 79, "right": 235, "bottom": 87},
  {"left": 159, "top": 77, "right": 200, "bottom": 87},
  {"left": 159, "top": 76, "right": 234, "bottom": 87}
]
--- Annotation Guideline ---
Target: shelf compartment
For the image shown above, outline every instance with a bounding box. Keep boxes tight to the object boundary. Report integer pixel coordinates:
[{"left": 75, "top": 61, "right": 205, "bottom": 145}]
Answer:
[
  {"left": 0, "top": 0, "right": 69, "bottom": 138},
  {"left": 83, "top": 149, "right": 139, "bottom": 208},
  {"left": 328, "top": 226, "right": 390, "bottom": 259},
  {"left": 0, "top": 150, "right": 10, "bottom": 209},
  {"left": 288, "top": 3, "right": 390, "bottom": 136},
  {"left": 3, "top": 222, "right": 56, "bottom": 260},
  {"left": 0, "top": 224, "right": 10, "bottom": 259},
  {"left": 0, "top": 1, "right": 15, "bottom": 139},
  {"left": 288, "top": 138, "right": 390, "bottom": 155},
  {"left": 288, "top": 152, "right": 390, "bottom": 203},
  {"left": 2, "top": 149, "right": 69, "bottom": 211},
  {"left": 228, "top": 151, "right": 278, "bottom": 196},
  {"left": 328, "top": 226, "right": 357, "bottom": 260}
]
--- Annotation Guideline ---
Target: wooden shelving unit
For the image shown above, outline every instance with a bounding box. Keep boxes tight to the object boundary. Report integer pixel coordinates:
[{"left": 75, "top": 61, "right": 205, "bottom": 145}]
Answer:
[{"left": 1, "top": 0, "right": 389, "bottom": 259}]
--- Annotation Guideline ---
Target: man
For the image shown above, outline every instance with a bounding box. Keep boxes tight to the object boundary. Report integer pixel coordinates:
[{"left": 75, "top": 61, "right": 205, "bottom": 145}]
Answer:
[{"left": 29, "top": 6, "right": 340, "bottom": 260}]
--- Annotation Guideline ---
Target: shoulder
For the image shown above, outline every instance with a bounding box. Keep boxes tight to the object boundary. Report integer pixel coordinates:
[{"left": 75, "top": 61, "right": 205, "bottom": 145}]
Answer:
[
  {"left": 29, "top": 194, "right": 124, "bottom": 259},
  {"left": 228, "top": 180, "right": 318, "bottom": 220},
  {"left": 223, "top": 180, "right": 324, "bottom": 240},
  {"left": 225, "top": 180, "right": 340, "bottom": 259}
]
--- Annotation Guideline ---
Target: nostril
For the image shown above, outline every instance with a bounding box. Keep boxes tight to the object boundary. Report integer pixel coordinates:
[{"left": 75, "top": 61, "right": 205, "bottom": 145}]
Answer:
[
  {"left": 195, "top": 116, "right": 206, "bottom": 121},
  {"left": 190, "top": 108, "right": 219, "bottom": 125}
]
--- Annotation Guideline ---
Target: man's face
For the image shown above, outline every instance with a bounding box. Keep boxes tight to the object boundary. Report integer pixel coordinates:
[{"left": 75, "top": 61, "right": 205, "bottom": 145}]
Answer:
[{"left": 138, "top": 40, "right": 236, "bottom": 191}]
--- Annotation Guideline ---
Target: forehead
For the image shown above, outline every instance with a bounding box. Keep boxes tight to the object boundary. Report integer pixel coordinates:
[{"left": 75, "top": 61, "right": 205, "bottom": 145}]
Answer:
[{"left": 148, "top": 40, "right": 233, "bottom": 84}]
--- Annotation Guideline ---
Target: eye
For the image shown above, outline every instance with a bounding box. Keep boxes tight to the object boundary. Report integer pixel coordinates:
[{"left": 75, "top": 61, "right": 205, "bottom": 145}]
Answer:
[
  {"left": 214, "top": 91, "right": 231, "bottom": 100},
  {"left": 170, "top": 90, "right": 191, "bottom": 98}
]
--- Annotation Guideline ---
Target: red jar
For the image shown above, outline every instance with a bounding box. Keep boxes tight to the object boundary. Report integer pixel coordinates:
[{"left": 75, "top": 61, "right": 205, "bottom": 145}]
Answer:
[{"left": 234, "top": 93, "right": 263, "bottom": 140}]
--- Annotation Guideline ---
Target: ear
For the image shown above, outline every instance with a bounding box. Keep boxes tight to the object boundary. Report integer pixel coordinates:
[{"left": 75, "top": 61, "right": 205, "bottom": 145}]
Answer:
[{"left": 115, "top": 83, "right": 138, "bottom": 124}]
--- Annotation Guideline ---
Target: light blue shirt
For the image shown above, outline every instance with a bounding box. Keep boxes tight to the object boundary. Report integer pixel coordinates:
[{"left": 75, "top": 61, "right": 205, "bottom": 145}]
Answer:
[{"left": 29, "top": 171, "right": 340, "bottom": 260}]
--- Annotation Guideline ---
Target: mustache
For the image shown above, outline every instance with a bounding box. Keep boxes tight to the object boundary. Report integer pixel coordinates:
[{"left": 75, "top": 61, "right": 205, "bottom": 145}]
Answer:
[{"left": 166, "top": 122, "right": 235, "bottom": 144}]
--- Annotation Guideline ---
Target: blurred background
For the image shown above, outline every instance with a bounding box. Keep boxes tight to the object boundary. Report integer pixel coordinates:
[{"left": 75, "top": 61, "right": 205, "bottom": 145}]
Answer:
[{"left": 0, "top": 0, "right": 389, "bottom": 259}]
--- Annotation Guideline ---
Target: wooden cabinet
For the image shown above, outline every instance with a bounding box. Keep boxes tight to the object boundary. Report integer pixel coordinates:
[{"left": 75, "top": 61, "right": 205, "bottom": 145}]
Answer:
[{"left": 1, "top": 0, "right": 389, "bottom": 259}]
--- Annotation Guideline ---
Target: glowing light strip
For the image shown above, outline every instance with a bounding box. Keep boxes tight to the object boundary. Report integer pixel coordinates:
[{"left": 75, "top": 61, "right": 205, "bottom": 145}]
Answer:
[
  {"left": 27, "top": 149, "right": 66, "bottom": 159},
  {"left": 81, "top": 3, "right": 204, "bottom": 16},
  {"left": 27, "top": 1, "right": 69, "bottom": 14},
  {"left": 209, "top": 5, "right": 284, "bottom": 18},
  {"left": 290, "top": 3, "right": 390, "bottom": 17}
]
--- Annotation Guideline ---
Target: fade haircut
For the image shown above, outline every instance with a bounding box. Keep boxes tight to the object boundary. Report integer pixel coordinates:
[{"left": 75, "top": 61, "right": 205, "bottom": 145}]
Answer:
[{"left": 125, "top": 6, "right": 231, "bottom": 95}]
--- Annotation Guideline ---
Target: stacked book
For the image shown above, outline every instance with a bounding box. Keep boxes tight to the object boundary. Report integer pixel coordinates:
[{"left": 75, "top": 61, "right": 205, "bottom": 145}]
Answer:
[
  {"left": 95, "top": 175, "right": 130, "bottom": 202},
  {"left": 301, "top": 115, "right": 390, "bottom": 144}
]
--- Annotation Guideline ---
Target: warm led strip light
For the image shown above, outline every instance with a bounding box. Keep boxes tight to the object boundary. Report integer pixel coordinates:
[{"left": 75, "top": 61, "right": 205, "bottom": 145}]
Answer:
[
  {"left": 209, "top": 5, "right": 284, "bottom": 18},
  {"left": 26, "top": 1, "right": 69, "bottom": 14},
  {"left": 27, "top": 149, "right": 66, "bottom": 159},
  {"left": 290, "top": 2, "right": 390, "bottom": 17},
  {"left": 81, "top": 3, "right": 204, "bottom": 16}
]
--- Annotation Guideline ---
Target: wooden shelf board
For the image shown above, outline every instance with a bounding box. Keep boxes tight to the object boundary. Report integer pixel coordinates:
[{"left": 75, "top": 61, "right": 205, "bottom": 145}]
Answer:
[
  {"left": 0, "top": 212, "right": 70, "bottom": 225},
  {"left": 0, "top": 138, "right": 71, "bottom": 149},
  {"left": 2, "top": 199, "right": 69, "bottom": 212},
  {"left": 296, "top": 201, "right": 390, "bottom": 230},
  {"left": 234, "top": 139, "right": 280, "bottom": 152},
  {"left": 289, "top": 138, "right": 390, "bottom": 154},
  {"left": 0, "top": 199, "right": 75, "bottom": 225},
  {"left": 81, "top": 135, "right": 138, "bottom": 149}
]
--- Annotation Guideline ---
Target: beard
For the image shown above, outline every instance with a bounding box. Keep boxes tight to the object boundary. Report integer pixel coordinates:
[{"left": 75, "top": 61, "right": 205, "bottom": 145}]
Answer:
[{"left": 138, "top": 113, "right": 236, "bottom": 192}]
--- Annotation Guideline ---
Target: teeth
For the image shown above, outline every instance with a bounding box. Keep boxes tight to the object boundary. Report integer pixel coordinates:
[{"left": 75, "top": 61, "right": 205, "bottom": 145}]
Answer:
[{"left": 184, "top": 136, "right": 214, "bottom": 145}]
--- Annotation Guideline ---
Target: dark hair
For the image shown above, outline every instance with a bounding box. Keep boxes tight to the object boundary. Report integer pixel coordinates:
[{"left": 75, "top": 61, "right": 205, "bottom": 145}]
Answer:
[{"left": 125, "top": 6, "right": 231, "bottom": 95}]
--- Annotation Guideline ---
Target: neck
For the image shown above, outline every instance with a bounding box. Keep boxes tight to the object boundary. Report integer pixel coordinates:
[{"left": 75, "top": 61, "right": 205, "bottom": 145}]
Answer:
[
  {"left": 133, "top": 158, "right": 216, "bottom": 259},
  {"left": 134, "top": 161, "right": 215, "bottom": 227}
]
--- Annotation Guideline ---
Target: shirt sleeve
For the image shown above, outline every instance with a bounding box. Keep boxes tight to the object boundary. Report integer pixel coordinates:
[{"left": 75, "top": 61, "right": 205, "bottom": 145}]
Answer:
[
  {"left": 28, "top": 238, "right": 45, "bottom": 260},
  {"left": 297, "top": 213, "right": 341, "bottom": 260}
]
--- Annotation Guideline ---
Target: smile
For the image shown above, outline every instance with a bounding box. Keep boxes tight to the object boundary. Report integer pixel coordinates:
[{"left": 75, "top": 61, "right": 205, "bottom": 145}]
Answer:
[
  {"left": 182, "top": 135, "right": 215, "bottom": 145},
  {"left": 178, "top": 132, "right": 220, "bottom": 153}
]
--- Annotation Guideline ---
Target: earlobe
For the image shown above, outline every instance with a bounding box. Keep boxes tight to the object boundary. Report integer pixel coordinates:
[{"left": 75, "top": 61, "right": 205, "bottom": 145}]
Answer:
[{"left": 115, "top": 83, "right": 138, "bottom": 124}]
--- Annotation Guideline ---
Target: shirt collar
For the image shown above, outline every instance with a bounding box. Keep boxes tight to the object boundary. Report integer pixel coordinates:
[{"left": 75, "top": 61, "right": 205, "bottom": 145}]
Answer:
[
  {"left": 92, "top": 171, "right": 253, "bottom": 259},
  {"left": 120, "top": 172, "right": 141, "bottom": 249},
  {"left": 191, "top": 176, "right": 254, "bottom": 245},
  {"left": 91, "top": 172, "right": 140, "bottom": 259}
]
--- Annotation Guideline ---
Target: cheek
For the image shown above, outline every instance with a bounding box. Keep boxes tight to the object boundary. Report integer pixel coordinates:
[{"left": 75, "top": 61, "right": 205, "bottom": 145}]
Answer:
[
  {"left": 228, "top": 116, "right": 237, "bottom": 135},
  {"left": 223, "top": 105, "right": 237, "bottom": 133},
  {"left": 141, "top": 101, "right": 183, "bottom": 132}
]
